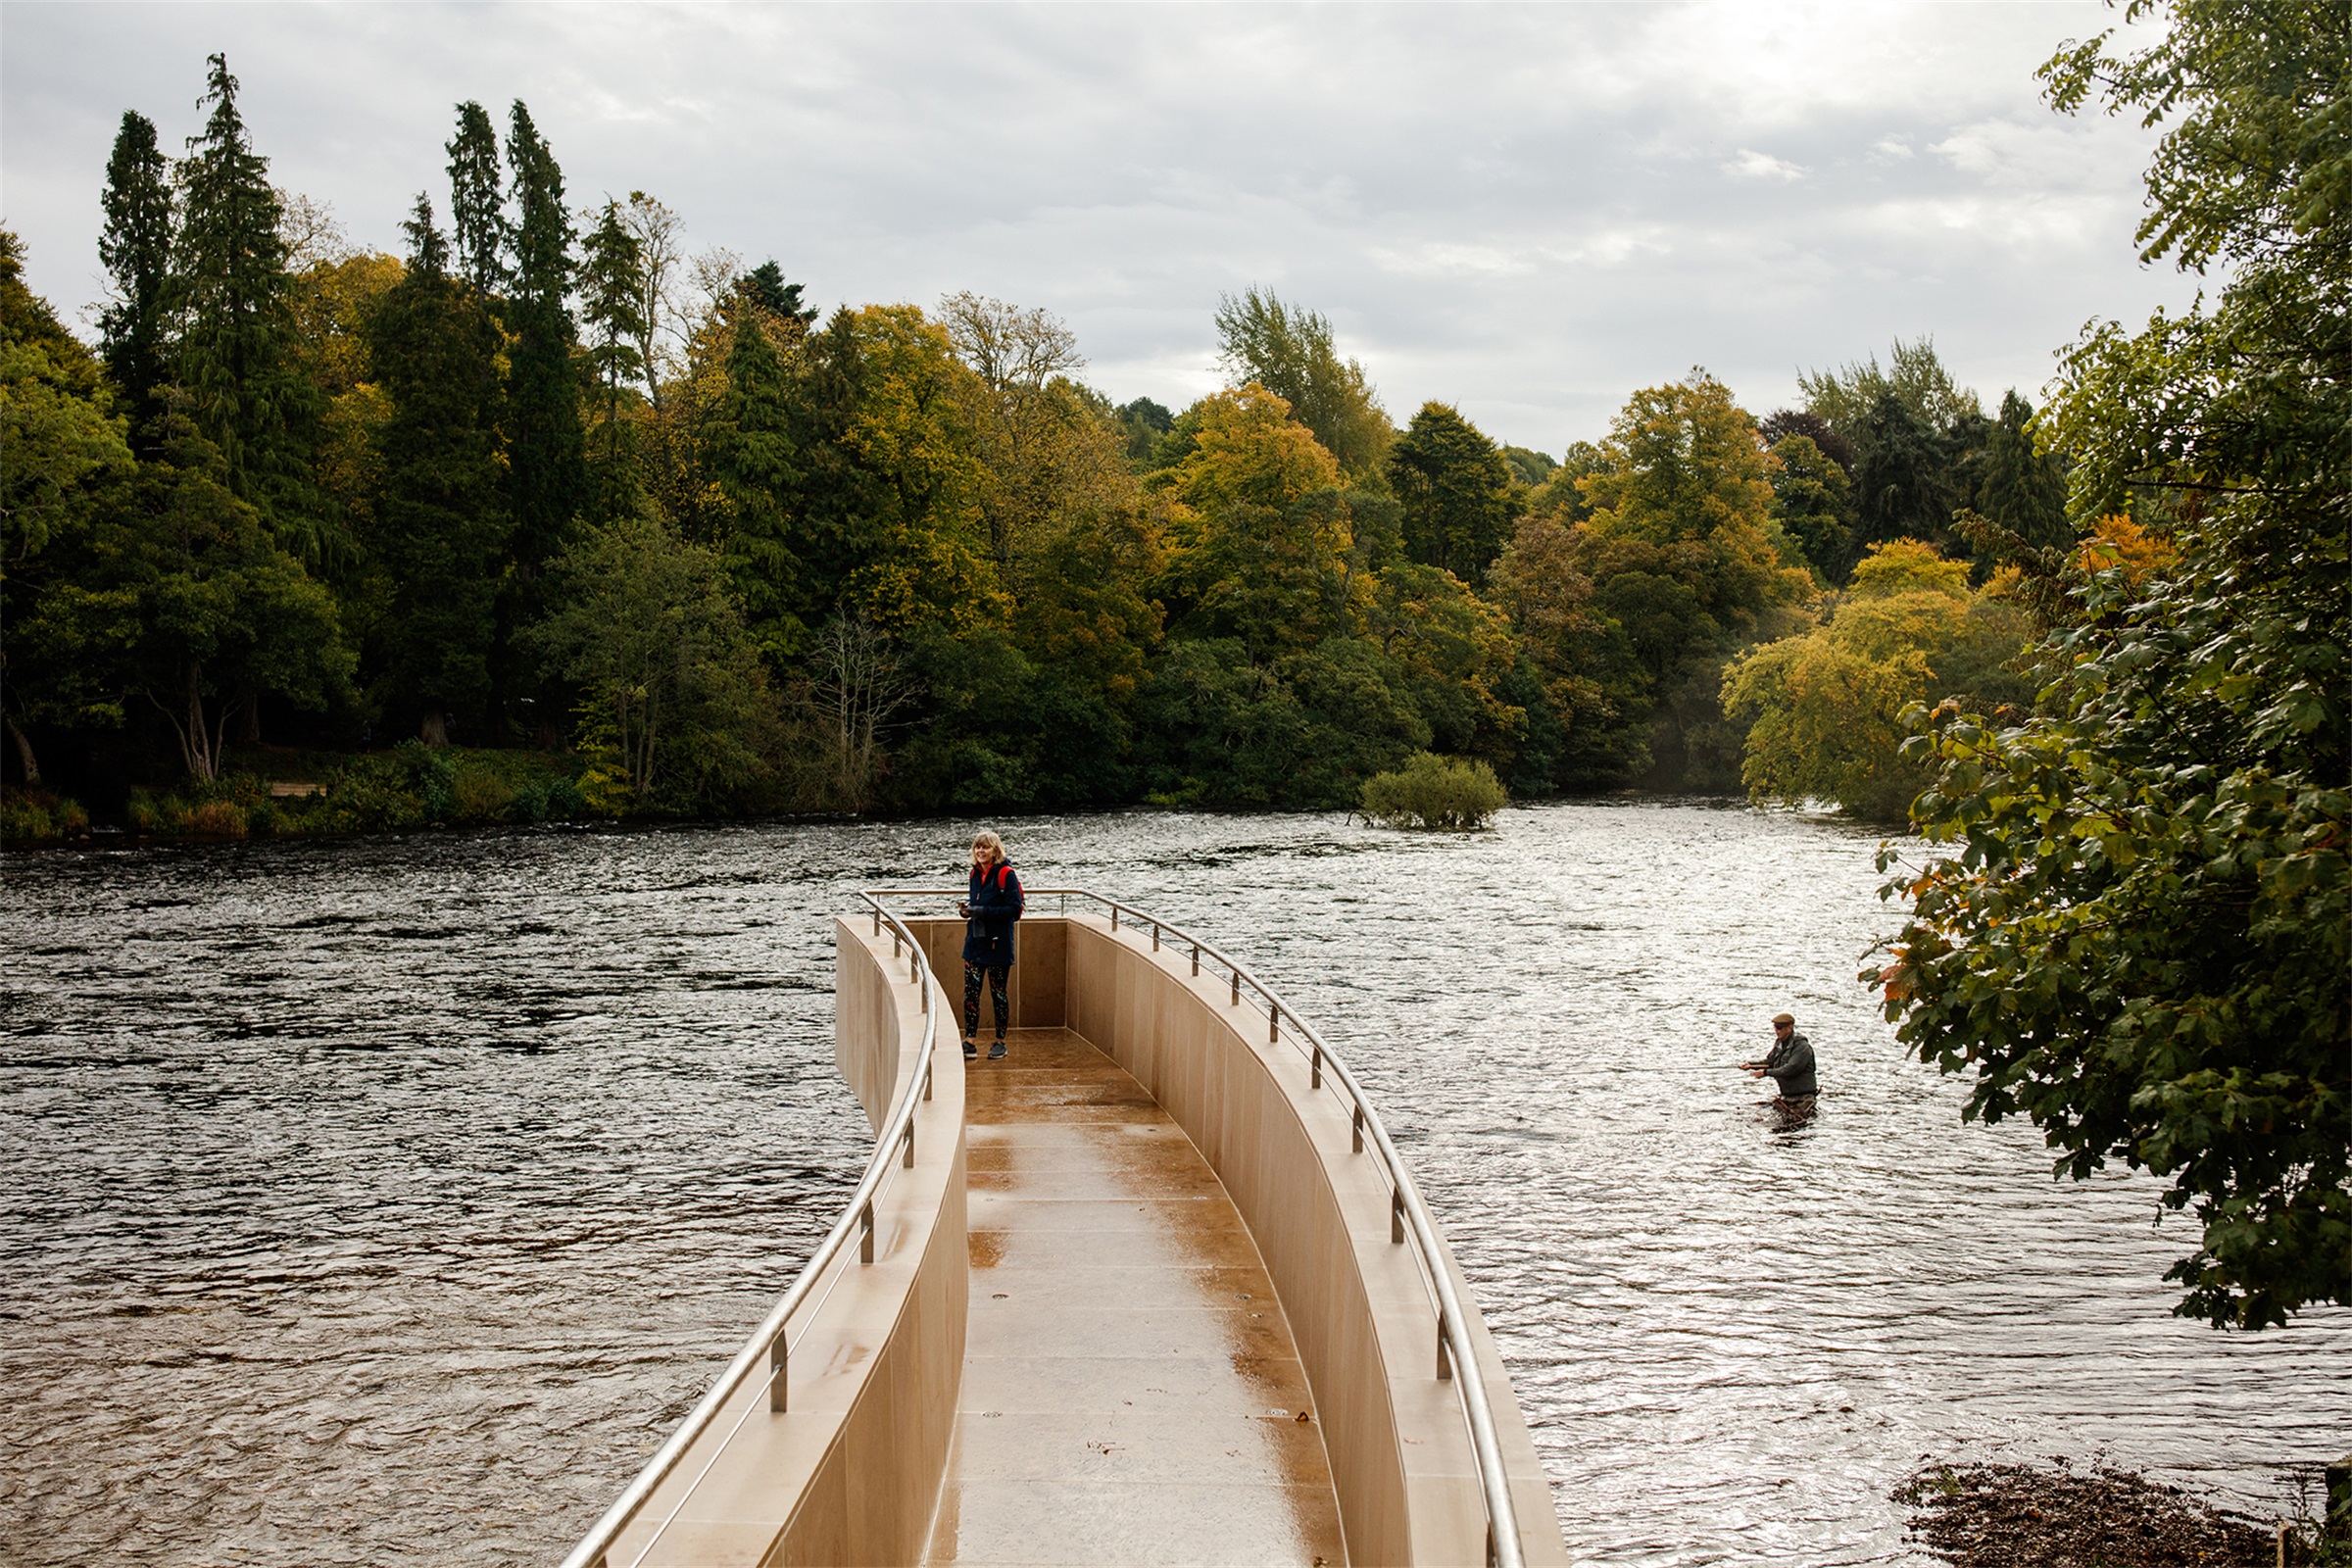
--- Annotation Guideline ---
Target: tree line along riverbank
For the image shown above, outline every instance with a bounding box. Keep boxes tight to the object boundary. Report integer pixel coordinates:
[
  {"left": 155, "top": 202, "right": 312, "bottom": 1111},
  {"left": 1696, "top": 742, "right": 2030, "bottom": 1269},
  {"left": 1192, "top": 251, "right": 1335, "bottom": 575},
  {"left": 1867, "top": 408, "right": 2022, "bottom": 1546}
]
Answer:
[{"left": 8, "top": 52, "right": 2091, "bottom": 836}]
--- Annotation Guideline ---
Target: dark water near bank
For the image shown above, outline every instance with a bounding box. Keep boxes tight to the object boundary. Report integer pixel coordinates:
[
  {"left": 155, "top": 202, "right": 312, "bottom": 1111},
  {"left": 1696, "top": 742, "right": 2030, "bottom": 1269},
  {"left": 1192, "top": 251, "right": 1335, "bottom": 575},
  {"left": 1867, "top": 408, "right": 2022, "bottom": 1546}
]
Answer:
[{"left": 3, "top": 807, "right": 2344, "bottom": 1565}]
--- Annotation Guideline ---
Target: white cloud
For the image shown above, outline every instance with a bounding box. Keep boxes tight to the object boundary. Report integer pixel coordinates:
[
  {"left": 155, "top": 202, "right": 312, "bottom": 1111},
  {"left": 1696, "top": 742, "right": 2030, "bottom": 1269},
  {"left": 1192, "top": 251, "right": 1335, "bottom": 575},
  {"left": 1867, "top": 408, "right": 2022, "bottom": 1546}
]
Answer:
[
  {"left": 0, "top": 0, "right": 2200, "bottom": 448},
  {"left": 1724, "top": 148, "right": 1807, "bottom": 182}
]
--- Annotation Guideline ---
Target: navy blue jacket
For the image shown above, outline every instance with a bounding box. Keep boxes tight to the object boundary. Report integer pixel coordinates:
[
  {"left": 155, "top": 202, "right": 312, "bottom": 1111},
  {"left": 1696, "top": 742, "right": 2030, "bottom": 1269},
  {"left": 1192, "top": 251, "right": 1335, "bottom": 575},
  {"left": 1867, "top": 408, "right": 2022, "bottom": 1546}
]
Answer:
[{"left": 962, "top": 862, "right": 1024, "bottom": 967}]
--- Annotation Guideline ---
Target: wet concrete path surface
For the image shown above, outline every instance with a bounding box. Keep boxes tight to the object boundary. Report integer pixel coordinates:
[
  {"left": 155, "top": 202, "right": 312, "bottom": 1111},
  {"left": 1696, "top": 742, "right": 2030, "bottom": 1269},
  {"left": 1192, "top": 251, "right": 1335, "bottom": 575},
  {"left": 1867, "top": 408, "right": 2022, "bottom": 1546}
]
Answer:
[{"left": 926, "top": 1026, "right": 1346, "bottom": 1567}]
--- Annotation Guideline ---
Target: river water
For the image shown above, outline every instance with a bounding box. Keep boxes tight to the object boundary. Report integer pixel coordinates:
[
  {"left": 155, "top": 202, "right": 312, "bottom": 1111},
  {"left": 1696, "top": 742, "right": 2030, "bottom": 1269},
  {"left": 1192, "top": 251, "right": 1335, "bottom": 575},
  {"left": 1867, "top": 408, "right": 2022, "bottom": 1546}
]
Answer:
[{"left": 3, "top": 805, "right": 2344, "bottom": 1565}]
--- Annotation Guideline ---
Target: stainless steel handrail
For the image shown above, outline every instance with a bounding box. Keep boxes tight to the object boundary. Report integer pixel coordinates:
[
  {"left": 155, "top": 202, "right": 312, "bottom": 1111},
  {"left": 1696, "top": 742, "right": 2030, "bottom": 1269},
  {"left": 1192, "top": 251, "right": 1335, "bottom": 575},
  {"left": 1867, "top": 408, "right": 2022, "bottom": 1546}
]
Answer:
[
  {"left": 558, "top": 898, "right": 944, "bottom": 1568},
  {"left": 865, "top": 886, "right": 1527, "bottom": 1568}
]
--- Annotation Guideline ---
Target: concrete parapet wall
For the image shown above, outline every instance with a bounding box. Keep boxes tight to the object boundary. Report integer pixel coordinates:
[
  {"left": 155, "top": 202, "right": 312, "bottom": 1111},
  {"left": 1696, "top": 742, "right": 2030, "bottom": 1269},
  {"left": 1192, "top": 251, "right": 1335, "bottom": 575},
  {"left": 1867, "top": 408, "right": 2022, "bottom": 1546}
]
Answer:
[
  {"left": 611, "top": 918, "right": 967, "bottom": 1567},
  {"left": 909, "top": 911, "right": 1567, "bottom": 1566}
]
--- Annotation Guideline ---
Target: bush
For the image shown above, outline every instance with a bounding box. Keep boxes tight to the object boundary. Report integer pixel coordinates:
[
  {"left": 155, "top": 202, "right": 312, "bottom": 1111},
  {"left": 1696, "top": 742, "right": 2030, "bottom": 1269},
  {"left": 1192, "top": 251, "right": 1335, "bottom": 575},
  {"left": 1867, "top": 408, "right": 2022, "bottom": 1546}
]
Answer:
[
  {"left": 0, "top": 789, "right": 79, "bottom": 842},
  {"left": 187, "top": 799, "right": 249, "bottom": 838},
  {"left": 448, "top": 763, "right": 516, "bottom": 824},
  {"left": 1358, "top": 752, "right": 1507, "bottom": 830},
  {"left": 544, "top": 775, "right": 588, "bottom": 819}
]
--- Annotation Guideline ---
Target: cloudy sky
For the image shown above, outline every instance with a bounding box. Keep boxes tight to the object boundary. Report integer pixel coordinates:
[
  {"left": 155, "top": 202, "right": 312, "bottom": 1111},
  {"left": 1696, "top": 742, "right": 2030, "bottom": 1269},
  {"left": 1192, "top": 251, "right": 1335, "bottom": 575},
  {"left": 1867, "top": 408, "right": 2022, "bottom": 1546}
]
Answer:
[{"left": 4, "top": 1, "right": 2196, "bottom": 452}]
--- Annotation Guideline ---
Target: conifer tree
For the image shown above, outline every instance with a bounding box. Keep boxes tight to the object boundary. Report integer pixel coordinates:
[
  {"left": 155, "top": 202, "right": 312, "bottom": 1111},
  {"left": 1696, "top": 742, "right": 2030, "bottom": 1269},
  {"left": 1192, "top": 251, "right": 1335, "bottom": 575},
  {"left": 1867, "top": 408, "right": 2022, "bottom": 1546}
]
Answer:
[
  {"left": 501, "top": 101, "right": 585, "bottom": 573},
  {"left": 172, "top": 54, "right": 321, "bottom": 554},
  {"left": 96, "top": 110, "right": 174, "bottom": 444},
  {"left": 577, "top": 197, "right": 647, "bottom": 519},
  {"left": 707, "top": 287, "right": 802, "bottom": 661},
  {"left": 743, "top": 260, "right": 816, "bottom": 326},
  {"left": 367, "top": 195, "right": 510, "bottom": 744},
  {"left": 1973, "top": 390, "right": 2070, "bottom": 552},
  {"left": 445, "top": 101, "right": 508, "bottom": 298}
]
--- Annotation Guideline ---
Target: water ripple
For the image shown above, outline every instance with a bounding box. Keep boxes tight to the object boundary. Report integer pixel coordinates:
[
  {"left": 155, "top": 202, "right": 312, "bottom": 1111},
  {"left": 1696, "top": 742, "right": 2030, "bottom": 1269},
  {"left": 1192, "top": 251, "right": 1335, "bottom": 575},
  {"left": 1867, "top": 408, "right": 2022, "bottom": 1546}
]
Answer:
[{"left": 3, "top": 806, "right": 2344, "bottom": 1565}]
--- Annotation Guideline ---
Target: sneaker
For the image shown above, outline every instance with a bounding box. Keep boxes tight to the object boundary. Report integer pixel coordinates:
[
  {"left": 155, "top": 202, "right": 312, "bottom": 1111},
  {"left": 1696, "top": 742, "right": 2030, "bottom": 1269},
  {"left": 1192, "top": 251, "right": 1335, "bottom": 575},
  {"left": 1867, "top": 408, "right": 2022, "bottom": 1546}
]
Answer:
[
  {"left": 987, "top": 1040, "right": 1006, "bottom": 1060},
  {"left": 962, "top": 1039, "right": 977, "bottom": 1060}
]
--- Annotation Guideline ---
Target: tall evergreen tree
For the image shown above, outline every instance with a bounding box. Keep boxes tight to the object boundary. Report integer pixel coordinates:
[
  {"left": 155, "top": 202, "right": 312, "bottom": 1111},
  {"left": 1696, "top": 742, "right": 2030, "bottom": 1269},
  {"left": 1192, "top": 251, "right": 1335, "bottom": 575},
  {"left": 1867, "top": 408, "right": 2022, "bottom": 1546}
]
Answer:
[
  {"left": 577, "top": 196, "right": 647, "bottom": 518},
  {"left": 1974, "top": 390, "right": 2071, "bottom": 551},
  {"left": 445, "top": 101, "right": 508, "bottom": 298},
  {"left": 172, "top": 54, "right": 322, "bottom": 555},
  {"left": 96, "top": 110, "right": 174, "bottom": 445},
  {"left": 367, "top": 196, "right": 510, "bottom": 744},
  {"left": 743, "top": 260, "right": 816, "bottom": 326},
  {"left": 501, "top": 101, "right": 585, "bottom": 574},
  {"left": 706, "top": 288, "right": 802, "bottom": 662}
]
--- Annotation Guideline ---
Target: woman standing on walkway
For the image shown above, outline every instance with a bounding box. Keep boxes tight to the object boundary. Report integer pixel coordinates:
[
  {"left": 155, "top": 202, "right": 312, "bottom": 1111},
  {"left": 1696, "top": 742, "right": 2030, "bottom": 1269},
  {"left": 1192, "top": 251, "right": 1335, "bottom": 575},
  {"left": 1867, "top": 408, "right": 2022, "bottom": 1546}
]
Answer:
[{"left": 959, "top": 831, "right": 1024, "bottom": 1061}]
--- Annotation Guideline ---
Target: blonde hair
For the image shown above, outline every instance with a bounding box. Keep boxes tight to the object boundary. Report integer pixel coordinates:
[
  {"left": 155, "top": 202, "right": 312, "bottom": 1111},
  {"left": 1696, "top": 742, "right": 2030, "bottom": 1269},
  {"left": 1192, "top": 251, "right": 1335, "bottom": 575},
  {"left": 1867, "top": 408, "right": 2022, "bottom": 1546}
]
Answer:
[{"left": 970, "top": 830, "right": 1005, "bottom": 866}]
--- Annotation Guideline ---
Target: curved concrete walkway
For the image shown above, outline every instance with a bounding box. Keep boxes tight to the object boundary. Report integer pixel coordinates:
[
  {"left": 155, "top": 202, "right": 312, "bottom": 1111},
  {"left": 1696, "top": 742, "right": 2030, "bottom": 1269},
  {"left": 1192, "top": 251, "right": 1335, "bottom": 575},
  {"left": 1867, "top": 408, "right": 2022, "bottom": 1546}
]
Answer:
[{"left": 924, "top": 1027, "right": 1347, "bottom": 1567}]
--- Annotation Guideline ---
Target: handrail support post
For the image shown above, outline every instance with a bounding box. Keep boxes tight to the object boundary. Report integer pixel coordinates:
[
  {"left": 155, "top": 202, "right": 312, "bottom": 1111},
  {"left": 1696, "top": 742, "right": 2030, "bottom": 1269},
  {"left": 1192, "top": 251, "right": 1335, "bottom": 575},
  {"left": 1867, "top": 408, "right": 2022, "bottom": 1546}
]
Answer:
[
  {"left": 1351, "top": 1104, "right": 1364, "bottom": 1153},
  {"left": 1391, "top": 1188, "right": 1405, "bottom": 1244},
  {"left": 1268, "top": 1003, "right": 1279, "bottom": 1044},
  {"left": 1310, "top": 1046, "right": 1321, "bottom": 1090},
  {"left": 768, "top": 1338, "right": 788, "bottom": 1413},
  {"left": 1438, "top": 1313, "right": 1453, "bottom": 1381},
  {"left": 859, "top": 1200, "right": 874, "bottom": 1264}
]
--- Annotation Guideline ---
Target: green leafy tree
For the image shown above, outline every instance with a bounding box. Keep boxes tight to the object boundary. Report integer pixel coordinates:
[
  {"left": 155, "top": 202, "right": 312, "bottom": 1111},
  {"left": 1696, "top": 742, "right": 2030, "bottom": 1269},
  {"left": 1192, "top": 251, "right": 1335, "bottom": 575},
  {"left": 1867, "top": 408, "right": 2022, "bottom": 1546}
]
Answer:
[
  {"left": 937, "top": 291, "right": 1132, "bottom": 589},
  {"left": 1212, "top": 287, "right": 1391, "bottom": 478},
  {"left": 1874, "top": 0, "right": 2350, "bottom": 1328},
  {"left": 1767, "top": 431, "right": 1857, "bottom": 583},
  {"left": 528, "top": 509, "right": 778, "bottom": 809},
  {"left": 172, "top": 54, "right": 327, "bottom": 563},
  {"left": 1725, "top": 539, "right": 2030, "bottom": 817},
  {"left": 1500, "top": 445, "right": 1556, "bottom": 488},
  {"left": 104, "top": 413, "right": 354, "bottom": 780},
  {"left": 364, "top": 197, "right": 511, "bottom": 744},
  {"left": 775, "top": 305, "right": 999, "bottom": 635},
  {"left": 96, "top": 111, "right": 175, "bottom": 446},
  {"left": 1388, "top": 401, "right": 1516, "bottom": 583},
  {"left": 1798, "top": 336, "right": 1982, "bottom": 442},
  {"left": 1115, "top": 396, "right": 1174, "bottom": 468},
  {"left": 1558, "top": 369, "right": 1809, "bottom": 784},
  {"left": 2, "top": 231, "right": 139, "bottom": 782}
]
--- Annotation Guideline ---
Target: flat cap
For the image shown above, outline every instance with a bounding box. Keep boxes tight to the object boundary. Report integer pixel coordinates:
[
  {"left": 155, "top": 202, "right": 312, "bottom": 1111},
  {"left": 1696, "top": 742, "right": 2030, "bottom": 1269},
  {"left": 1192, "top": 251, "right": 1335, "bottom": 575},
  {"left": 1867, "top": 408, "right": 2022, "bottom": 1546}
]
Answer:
[{"left": 1772, "top": 1012, "right": 1795, "bottom": 1025}]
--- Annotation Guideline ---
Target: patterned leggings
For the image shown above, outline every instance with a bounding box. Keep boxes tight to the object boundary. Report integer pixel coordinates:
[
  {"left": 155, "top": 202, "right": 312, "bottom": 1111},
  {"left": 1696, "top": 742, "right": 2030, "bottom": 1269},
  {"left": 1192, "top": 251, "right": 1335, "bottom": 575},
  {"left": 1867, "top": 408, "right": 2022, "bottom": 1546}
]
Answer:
[{"left": 962, "top": 963, "right": 1009, "bottom": 1040}]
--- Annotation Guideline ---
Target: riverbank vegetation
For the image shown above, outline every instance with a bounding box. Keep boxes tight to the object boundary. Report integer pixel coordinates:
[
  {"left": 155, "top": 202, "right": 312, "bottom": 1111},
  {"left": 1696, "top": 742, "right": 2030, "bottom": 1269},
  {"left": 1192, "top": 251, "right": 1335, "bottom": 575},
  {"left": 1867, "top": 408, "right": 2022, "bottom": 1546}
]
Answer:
[
  {"left": 1870, "top": 0, "right": 2348, "bottom": 1331},
  {"left": 5, "top": 53, "right": 2076, "bottom": 842}
]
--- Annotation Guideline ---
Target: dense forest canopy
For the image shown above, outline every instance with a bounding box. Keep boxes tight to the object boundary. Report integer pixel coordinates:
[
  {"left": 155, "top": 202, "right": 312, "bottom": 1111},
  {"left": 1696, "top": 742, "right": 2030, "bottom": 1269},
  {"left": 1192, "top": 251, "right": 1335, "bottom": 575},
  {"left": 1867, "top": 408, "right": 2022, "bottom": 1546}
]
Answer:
[{"left": 0, "top": 53, "right": 2082, "bottom": 827}]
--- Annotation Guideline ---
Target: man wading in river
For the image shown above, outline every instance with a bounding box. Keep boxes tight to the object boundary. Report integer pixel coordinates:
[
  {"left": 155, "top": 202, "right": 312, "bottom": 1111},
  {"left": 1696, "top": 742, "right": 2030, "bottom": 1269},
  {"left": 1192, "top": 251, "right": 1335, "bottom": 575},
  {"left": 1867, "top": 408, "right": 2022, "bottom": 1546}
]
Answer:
[
  {"left": 958, "top": 831, "right": 1024, "bottom": 1061},
  {"left": 1743, "top": 1012, "right": 1817, "bottom": 1116}
]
